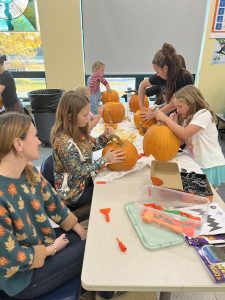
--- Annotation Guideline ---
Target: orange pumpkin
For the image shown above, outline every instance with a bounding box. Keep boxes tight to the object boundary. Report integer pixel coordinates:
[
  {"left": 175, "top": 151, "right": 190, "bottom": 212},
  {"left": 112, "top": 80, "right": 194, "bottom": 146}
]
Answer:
[
  {"left": 102, "top": 102, "right": 125, "bottom": 124},
  {"left": 133, "top": 107, "right": 156, "bottom": 129},
  {"left": 102, "top": 135, "right": 138, "bottom": 171},
  {"left": 129, "top": 94, "right": 149, "bottom": 113},
  {"left": 143, "top": 124, "right": 180, "bottom": 161},
  {"left": 101, "top": 90, "right": 120, "bottom": 104}
]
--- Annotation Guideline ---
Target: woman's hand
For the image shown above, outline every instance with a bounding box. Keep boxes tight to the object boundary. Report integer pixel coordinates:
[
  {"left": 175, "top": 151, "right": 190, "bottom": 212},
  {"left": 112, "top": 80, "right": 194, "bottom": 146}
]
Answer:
[
  {"left": 98, "top": 106, "right": 104, "bottom": 117},
  {"left": 46, "top": 233, "right": 69, "bottom": 256},
  {"left": 105, "top": 149, "right": 125, "bottom": 164},
  {"left": 155, "top": 110, "right": 167, "bottom": 122},
  {"left": 73, "top": 223, "right": 87, "bottom": 240},
  {"left": 139, "top": 108, "right": 155, "bottom": 121}
]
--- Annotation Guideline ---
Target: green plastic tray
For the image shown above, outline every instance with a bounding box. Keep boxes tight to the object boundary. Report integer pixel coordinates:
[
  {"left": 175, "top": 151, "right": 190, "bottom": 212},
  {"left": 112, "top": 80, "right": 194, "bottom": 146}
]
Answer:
[{"left": 125, "top": 202, "right": 184, "bottom": 250}]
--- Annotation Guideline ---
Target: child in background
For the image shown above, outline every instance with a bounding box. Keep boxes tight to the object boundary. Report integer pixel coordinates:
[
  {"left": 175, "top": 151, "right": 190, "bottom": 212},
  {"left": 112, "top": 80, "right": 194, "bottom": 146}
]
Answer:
[
  {"left": 155, "top": 85, "right": 225, "bottom": 186},
  {"left": 88, "top": 61, "right": 111, "bottom": 115},
  {"left": 75, "top": 86, "right": 103, "bottom": 129},
  {"left": 51, "top": 90, "right": 124, "bottom": 220}
]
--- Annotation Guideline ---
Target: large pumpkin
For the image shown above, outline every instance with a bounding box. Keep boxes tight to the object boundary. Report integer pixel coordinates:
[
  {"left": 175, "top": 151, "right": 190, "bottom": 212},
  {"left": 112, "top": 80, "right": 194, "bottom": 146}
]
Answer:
[
  {"left": 102, "top": 102, "right": 125, "bottom": 124},
  {"left": 101, "top": 90, "right": 120, "bottom": 104},
  {"left": 129, "top": 94, "right": 149, "bottom": 113},
  {"left": 143, "top": 124, "right": 180, "bottom": 161},
  {"left": 102, "top": 135, "right": 138, "bottom": 171}
]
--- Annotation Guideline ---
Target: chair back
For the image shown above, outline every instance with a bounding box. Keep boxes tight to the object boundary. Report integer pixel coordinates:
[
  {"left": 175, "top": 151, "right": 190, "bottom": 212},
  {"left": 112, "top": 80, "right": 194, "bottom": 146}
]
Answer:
[{"left": 40, "top": 155, "right": 55, "bottom": 187}]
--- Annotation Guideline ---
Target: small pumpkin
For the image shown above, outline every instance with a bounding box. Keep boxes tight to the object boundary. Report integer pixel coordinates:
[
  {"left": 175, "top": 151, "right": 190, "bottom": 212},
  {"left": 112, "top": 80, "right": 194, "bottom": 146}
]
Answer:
[
  {"left": 133, "top": 107, "right": 156, "bottom": 129},
  {"left": 102, "top": 135, "right": 138, "bottom": 171},
  {"left": 101, "top": 90, "right": 120, "bottom": 104},
  {"left": 143, "top": 123, "right": 180, "bottom": 161},
  {"left": 102, "top": 102, "right": 125, "bottom": 124},
  {"left": 129, "top": 93, "right": 149, "bottom": 113}
]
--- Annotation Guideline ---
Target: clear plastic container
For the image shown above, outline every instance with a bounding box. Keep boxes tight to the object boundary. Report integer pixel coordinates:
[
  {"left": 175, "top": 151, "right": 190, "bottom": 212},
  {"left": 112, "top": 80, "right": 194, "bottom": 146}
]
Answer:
[{"left": 135, "top": 185, "right": 210, "bottom": 238}]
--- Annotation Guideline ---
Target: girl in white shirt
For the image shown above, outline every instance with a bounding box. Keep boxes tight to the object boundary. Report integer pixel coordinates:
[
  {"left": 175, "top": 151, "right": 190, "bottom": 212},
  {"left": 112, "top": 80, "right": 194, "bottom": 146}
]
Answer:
[{"left": 155, "top": 85, "right": 225, "bottom": 186}]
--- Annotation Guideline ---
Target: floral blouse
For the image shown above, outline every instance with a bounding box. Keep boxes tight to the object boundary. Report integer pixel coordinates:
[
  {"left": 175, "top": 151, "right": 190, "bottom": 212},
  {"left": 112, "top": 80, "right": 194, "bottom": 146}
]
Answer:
[{"left": 52, "top": 133, "right": 110, "bottom": 206}]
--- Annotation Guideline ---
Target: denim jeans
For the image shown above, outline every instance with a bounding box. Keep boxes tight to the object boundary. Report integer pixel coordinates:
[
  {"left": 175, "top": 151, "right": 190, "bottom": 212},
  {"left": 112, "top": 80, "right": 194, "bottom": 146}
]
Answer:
[{"left": 13, "top": 228, "right": 86, "bottom": 299}]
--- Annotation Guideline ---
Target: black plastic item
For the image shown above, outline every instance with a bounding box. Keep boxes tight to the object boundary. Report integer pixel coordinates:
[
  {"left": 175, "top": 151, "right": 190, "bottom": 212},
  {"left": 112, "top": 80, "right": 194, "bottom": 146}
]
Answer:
[{"left": 28, "top": 89, "right": 64, "bottom": 113}]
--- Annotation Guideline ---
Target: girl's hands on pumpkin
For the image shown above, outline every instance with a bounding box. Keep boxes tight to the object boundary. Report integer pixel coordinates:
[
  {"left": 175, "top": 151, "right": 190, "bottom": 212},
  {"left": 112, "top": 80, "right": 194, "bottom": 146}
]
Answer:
[
  {"left": 139, "top": 108, "right": 155, "bottom": 121},
  {"left": 105, "top": 149, "right": 125, "bottom": 164},
  {"left": 155, "top": 110, "right": 167, "bottom": 122}
]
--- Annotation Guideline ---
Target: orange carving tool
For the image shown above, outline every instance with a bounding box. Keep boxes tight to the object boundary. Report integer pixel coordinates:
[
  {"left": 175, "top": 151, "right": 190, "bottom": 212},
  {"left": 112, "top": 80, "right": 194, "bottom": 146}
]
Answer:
[
  {"left": 99, "top": 208, "right": 111, "bottom": 222},
  {"left": 116, "top": 238, "right": 127, "bottom": 252}
]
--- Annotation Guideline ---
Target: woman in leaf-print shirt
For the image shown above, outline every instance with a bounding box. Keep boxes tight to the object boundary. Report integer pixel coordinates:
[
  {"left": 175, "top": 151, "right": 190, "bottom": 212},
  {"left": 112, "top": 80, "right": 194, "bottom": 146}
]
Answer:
[
  {"left": 0, "top": 113, "right": 86, "bottom": 298},
  {"left": 51, "top": 90, "right": 125, "bottom": 219}
]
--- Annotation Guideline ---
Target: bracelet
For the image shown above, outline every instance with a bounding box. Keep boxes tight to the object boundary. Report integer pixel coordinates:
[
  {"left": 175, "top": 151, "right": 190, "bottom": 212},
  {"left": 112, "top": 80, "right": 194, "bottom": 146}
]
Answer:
[{"left": 50, "top": 242, "right": 57, "bottom": 256}]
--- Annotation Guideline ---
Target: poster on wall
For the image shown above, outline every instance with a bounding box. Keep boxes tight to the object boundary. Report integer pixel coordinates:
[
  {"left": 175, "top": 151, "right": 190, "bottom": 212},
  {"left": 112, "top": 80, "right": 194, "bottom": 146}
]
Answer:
[
  {"left": 0, "top": 0, "right": 37, "bottom": 32},
  {"left": 211, "top": 0, "right": 225, "bottom": 38},
  {"left": 212, "top": 38, "right": 225, "bottom": 64}
]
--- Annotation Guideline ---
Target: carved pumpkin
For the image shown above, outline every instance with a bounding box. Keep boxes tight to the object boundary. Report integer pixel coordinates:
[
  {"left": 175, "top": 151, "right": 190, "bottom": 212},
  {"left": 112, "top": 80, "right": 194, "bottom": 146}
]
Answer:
[
  {"left": 102, "top": 135, "right": 138, "bottom": 171},
  {"left": 129, "top": 93, "right": 149, "bottom": 113},
  {"left": 102, "top": 102, "right": 125, "bottom": 124},
  {"left": 143, "top": 124, "right": 180, "bottom": 161},
  {"left": 101, "top": 90, "right": 120, "bottom": 104}
]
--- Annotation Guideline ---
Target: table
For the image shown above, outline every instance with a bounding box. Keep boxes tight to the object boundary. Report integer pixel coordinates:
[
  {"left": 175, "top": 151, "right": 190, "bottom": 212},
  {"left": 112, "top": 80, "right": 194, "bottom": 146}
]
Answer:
[
  {"left": 216, "top": 113, "right": 225, "bottom": 139},
  {"left": 81, "top": 157, "right": 225, "bottom": 299}
]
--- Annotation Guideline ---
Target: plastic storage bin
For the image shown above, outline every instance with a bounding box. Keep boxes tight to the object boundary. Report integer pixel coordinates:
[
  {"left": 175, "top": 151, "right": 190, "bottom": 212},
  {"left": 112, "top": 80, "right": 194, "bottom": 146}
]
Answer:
[{"left": 135, "top": 185, "right": 209, "bottom": 238}]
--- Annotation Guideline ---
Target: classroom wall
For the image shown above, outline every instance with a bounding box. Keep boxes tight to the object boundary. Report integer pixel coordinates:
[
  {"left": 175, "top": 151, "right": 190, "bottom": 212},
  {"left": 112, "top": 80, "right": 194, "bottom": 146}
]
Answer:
[
  {"left": 37, "top": 0, "right": 85, "bottom": 90},
  {"left": 197, "top": 0, "right": 225, "bottom": 113}
]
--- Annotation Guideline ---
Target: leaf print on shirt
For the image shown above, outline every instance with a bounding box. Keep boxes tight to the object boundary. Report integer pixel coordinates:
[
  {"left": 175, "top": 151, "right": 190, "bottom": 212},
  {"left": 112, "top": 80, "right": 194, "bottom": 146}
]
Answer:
[
  {"left": 35, "top": 214, "right": 47, "bottom": 223},
  {"left": 34, "top": 172, "right": 41, "bottom": 183},
  {"left": 44, "top": 236, "right": 54, "bottom": 244},
  {"left": 5, "top": 266, "right": 19, "bottom": 278},
  {"left": 16, "top": 233, "right": 28, "bottom": 241},
  {"left": 0, "top": 189, "right": 4, "bottom": 196},
  {"left": 31, "top": 199, "right": 41, "bottom": 210},
  {"left": 18, "top": 197, "right": 24, "bottom": 210},
  {"left": 42, "top": 191, "right": 51, "bottom": 201},
  {"left": 0, "top": 256, "right": 10, "bottom": 266},
  {"left": 26, "top": 213, "right": 32, "bottom": 226},
  {"left": 5, "top": 236, "right": 15, "bottom": 251},
  {"left": 31, "top": 186, "right": 36, "bottom": 195},
  {"left": 0, "top": 205, "right": 7, "bottom": 216},
  {"left": 41, "top": 227, "right": 52, "bottom": 235},
  {"left": 8, "top": 183, "right": 17, "bottom": 196},
  {"left": 21, "top": 184, "right": 29, "bottom": 194},
  {"left": 32, "top": 226, "right": 37, "bottom": 237},
  {"left": 0, "top": 225, "right": 5, "bottom": 236},
  {"left": 17, "top": 251, "right": 27, "bottom": 262},
  {"left": 5, "top": 217, "right": 12, "bottom": 225},
  {"left": 47, "top": 203, "right": 57, "bottom": 212},
  {"left": 14, "top": 218, "right": 24, "bottom": 230},
  {"left": 51, "top": 214, "right": 62, "bottom": 223},
  {"left": 29, "top": 254, "right": 34, "bottom": 265}
]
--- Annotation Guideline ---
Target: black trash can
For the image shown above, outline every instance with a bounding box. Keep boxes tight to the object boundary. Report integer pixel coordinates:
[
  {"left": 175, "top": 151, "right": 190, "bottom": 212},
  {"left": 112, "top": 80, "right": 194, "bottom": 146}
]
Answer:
[{"left": 28, "top": 89, "right": 64, "bottom": 145}]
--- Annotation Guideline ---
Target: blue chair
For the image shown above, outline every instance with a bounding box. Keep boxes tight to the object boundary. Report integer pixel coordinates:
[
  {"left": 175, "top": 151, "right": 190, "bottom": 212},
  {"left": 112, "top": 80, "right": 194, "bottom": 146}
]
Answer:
[
  {"left": 0, "top": 275, "right": 81, "bottom": 300},
  {"left": 40, "top": 155, "right": 91, "bottom": 222}
]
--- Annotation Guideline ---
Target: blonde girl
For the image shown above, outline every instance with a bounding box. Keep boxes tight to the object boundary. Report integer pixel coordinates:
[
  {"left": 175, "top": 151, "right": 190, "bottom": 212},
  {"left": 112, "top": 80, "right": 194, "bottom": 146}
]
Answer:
[{"left": 155, "top": 85, "right": 225, "bottom": 186}]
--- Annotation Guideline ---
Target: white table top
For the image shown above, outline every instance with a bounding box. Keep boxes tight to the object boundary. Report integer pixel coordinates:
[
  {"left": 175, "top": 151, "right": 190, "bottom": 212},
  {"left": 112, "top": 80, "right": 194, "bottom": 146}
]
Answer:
[{"left": 81, "top": 159, "right": 225, "bottom": 292}]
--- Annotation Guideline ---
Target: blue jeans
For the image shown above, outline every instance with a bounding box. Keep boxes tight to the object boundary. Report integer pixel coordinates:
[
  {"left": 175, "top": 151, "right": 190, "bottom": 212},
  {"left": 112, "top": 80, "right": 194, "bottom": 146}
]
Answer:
[{"left": 13, "top": 228, "right": 85, "bottom": 299}]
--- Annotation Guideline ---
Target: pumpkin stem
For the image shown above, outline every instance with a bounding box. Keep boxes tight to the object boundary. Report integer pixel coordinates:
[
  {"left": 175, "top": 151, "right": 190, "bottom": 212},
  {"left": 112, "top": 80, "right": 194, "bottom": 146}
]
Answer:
[{"left": 110, "top": 134, "right": 123, "bottom": 145}]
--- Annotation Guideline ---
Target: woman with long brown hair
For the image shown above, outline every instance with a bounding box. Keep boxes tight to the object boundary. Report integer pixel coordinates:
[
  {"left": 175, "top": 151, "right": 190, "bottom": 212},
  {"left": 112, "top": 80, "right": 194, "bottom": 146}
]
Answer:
[{"left": 138, "top": 43, "right": 193, "bottom": 120}]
